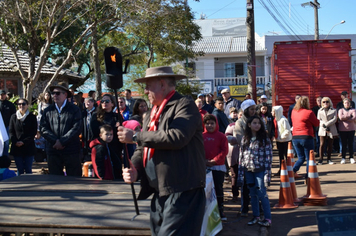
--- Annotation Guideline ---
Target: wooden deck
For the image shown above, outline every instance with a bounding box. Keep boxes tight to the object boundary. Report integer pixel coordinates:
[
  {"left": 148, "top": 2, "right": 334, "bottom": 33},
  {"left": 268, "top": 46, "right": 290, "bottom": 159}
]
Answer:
[{"left": 0, "top": 175, "right": 151, "bottom": 235}]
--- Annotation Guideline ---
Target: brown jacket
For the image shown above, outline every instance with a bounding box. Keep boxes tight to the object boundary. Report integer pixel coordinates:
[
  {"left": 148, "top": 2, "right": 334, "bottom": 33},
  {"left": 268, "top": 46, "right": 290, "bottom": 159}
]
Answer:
[{"left": 132, "top": 92, "right": 206, "bottom": 199}]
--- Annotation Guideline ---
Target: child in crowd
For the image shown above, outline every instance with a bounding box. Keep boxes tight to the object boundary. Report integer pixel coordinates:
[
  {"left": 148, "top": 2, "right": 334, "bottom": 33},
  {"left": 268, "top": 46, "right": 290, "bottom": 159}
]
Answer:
[
  {"left": 90, "top": 124, "right": 122, "bottom": 180},
  {"left": 237, "top": 108, "right": 243, "bottom": 120},
  {"left": 272, "top": 106, "right": 292, "bottom": 176},
  {"left": 0, "top": 156, "right": 16, "bottom": 181},
  {"left": 238, "top": 116, "right": 272, "bottom": 227},
  {"left": 228, "top": 107, "right": 238, "bottom": 123},
  {"left": 203, "top": 114, "right": 229, "bottom": 221},
  {"left": 212, "top": 97, "right": 230, "bottom": 133},
  {"left": 257, "top": 103, "right": 274, "bottom": 141}
]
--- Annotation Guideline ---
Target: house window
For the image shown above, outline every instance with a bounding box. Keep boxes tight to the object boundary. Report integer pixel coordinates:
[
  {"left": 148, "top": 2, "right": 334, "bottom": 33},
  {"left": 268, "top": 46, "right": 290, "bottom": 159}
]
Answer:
[
  {"left": 0, "top": 79, "right": 19, "bottom": 96},
  {"left": 6, "top": 79, "right": 19, "bottom": 95},
  {"left": 224, "top": 63, "right": 244, "bottom": 77}
]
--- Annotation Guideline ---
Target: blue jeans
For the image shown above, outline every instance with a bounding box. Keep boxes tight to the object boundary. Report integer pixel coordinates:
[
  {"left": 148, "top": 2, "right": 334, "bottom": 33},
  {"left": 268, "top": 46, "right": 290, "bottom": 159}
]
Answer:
[
  {"left": 14, "top": 155, "right": 34, "bottom": 176},
  {"left": 244, "top": 170, "right": 271, "bottom": 220},
  {"left": 292, "top": 138, "right": 314, "bottom": 174}
]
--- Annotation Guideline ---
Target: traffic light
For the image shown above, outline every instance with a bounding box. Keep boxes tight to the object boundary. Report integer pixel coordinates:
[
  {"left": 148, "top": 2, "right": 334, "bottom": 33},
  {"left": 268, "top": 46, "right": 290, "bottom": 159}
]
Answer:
[{"left": 104, "top": 47, "right": 129, "bottom": 90}]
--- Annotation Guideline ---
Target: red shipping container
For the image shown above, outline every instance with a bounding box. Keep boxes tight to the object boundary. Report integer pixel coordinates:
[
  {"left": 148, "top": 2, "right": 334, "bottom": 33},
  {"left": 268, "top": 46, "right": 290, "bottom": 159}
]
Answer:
[{"left": 271, "top": 39, "right": 351, "bottom": 117}]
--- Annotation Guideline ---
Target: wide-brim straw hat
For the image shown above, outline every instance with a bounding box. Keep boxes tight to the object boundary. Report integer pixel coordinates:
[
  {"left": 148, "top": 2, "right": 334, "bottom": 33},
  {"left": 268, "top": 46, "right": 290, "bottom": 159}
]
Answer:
[
  {"left": 134, "top": 66, "right": 186, "bottom": 83},
  {"left": 49, "top": 82, "right": 71, "bottom": 96}
]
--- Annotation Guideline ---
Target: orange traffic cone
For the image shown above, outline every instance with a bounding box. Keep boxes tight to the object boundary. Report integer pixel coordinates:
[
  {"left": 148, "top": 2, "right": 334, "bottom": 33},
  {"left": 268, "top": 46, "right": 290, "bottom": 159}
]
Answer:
[
  {"left": 287, "top": 142, "right": 302, "bottom": 179},
  {"left": 286, "top": 154, "right": 301, "bottom": 202},
  {"left": 274, "top": 160, "right": 298, "bottom": 209},
  {"left": 302, "top": 150, "right": 327, "bottom": 206}
]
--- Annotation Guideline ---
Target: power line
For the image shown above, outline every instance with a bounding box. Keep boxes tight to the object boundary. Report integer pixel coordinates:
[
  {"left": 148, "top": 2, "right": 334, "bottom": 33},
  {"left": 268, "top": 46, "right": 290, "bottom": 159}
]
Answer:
[
  {"left": 206, "top": 0, "right": 238, "bottom": 18},
  {"left": 266, "top": 0, "right": 303, "bottom": 40},
  {"left": 276, "top": 0, "right": 309, "bottom": 35},
  {"left": 257, "top": 0, "right": 300, "bottom": 40}
]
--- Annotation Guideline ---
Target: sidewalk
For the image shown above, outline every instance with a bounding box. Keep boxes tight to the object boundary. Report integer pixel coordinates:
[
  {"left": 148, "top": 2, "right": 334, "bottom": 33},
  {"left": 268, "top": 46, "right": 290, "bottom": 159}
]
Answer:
[{"left": 7, "top": 151, "right": 356, "bottom": 236}]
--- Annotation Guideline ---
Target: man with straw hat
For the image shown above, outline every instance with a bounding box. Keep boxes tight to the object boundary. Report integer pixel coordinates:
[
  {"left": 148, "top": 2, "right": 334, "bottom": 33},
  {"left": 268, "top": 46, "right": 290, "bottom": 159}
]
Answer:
[{"left": 118, "top": 66, "right": 206, "bottom": 235}]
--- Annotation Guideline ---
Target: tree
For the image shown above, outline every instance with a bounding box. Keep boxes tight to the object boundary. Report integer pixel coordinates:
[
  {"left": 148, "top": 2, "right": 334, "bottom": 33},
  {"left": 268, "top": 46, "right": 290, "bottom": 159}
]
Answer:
[
  {"left": 99, "top": 0, "right": 204, "bottom": 97},
  {"left": 0, "top": 0, "right": 128, "bottom": 103},
  {"left": 0, "top": 0, "right": 203, "bottom": 103},
  {"left": 124, "top": 0, "right": 204, "bottom": 68}
]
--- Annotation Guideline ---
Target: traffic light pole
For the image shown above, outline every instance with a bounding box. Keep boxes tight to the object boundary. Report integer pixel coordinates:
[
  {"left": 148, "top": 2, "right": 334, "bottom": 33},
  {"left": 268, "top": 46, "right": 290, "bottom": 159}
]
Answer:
[{"left": 104, "top": 47, "right": 139, "bottom": 218}]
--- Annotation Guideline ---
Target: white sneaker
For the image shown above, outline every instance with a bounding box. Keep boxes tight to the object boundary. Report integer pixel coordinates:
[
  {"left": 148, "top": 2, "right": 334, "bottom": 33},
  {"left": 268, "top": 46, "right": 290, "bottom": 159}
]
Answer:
[
  {"left": 328, "top": 160, "right": 335, "bottom": 165},
  {"left": 350, "top": 158, "right": 355, "bottom": 164},
  {"left": 341, "top": 158, "right": 346, "bottom": 164}
]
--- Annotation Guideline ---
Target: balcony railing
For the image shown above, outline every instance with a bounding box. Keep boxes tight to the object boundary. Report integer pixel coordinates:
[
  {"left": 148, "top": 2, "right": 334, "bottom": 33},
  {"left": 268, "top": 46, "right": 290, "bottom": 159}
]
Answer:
[{"left": 214, "top": 76, "right": 267, "bottom": 86}]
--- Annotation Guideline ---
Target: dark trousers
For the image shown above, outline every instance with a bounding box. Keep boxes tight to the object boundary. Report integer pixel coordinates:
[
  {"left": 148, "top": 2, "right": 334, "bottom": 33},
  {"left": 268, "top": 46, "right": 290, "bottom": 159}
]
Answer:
[
  {"left": 212, "top": 170, "right": 225, "bottom": 212},
  {"left": 47, "top": 153, "right": 82, "bottom": 176},
  {"left": 276, "top": 141, "right": 288, "bottom": 168},
  {"left": 319, "top": 135, "right": 334, "bottom": 161},
  {"left": 150, "top": 188, "right": 206, "bottom": 236},
  {"left": 340, "top": 131, "right": 355, "bottom": 159},
  {"left": 230, "top": 164, "right": 239, "bottom": 197}
]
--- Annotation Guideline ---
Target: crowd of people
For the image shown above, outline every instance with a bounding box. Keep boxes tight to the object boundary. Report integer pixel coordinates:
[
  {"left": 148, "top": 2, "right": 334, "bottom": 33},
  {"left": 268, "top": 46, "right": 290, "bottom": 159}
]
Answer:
[{"left": 0, "top": 68, "right": 355, "bottom": 234}]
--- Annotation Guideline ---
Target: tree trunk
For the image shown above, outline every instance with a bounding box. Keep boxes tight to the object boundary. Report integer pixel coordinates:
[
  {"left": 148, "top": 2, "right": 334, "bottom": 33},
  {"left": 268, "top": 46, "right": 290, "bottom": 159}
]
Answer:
[
  {"left": 92, "top": 25, "right": 101, "bottom": 100},
  {"left": 26, "top": 37, "right": 38, "bottom": 104}
]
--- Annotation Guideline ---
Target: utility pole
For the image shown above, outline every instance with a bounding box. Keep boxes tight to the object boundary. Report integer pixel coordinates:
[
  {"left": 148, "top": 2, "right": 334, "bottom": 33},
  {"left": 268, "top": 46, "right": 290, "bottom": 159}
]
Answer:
[
  {"left": 313, "top": 0, "right": 319, "bottom": 40},
  {"left": 246, "top": 0, "right": 256, "bottom": 102},
  {"left": 301, "top": 0, "right": 320, "bottom": 40}
]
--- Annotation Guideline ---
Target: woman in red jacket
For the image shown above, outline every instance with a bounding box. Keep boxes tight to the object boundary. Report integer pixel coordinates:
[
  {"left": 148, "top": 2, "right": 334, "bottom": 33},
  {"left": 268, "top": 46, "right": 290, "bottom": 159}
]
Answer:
[{"left": 291, "top": 96, "right": 319, "bottom": 176}]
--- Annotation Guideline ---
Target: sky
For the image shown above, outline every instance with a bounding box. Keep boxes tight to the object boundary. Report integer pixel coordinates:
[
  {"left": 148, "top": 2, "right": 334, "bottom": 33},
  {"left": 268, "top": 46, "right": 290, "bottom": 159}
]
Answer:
[{"left": 188, "top": 0, "right": 355, "bottom": 37}]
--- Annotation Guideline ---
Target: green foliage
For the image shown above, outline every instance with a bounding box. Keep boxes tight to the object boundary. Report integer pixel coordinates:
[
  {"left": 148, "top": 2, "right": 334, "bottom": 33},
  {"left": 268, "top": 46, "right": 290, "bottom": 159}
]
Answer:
[
  {"left": 9, "top": 95, "right": 20, "bottom": 105},
  {"left": 172, "top": 64, "right": 203, "bottom": 97}
]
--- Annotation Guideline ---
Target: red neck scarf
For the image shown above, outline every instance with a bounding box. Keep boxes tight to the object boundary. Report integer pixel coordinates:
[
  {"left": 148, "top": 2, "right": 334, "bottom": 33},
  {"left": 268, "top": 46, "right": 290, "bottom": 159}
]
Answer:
[{"left": 143, "top": 90, "right": 176, "bottom": 167}]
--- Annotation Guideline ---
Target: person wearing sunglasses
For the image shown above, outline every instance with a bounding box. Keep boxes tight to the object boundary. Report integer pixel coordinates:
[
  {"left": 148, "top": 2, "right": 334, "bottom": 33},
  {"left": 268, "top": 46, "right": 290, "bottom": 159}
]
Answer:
[
  {"left": 89, "top": 94, "right": 123, "bottom": 179},
  {"left": 317, "top": 97, "right": 337, "bottom": 165},
  {"left": 9, "top": 98, "right": 37, "bottom": 175},
  {"left": 39, "top": 82, "right": 82, "bottom": 176}
]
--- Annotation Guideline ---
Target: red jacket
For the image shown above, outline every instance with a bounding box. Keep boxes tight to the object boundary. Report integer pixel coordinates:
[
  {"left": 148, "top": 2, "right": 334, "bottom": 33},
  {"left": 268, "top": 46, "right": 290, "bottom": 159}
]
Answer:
[
  {"left": 90, "top": 138, "right": 114, "bottom": 180},
  {"left": 291, "top": 108, "right": 319, "bottom": 137},
  {"left": 203, "top": 116, "right": 228, "bottom": 165}
]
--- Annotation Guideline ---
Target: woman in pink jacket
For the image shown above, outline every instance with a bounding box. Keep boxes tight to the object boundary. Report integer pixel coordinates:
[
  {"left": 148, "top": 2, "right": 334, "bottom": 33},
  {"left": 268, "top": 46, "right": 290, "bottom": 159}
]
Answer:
[{"left": 338, "top": 98, "right": 356, "bottom": 164}]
